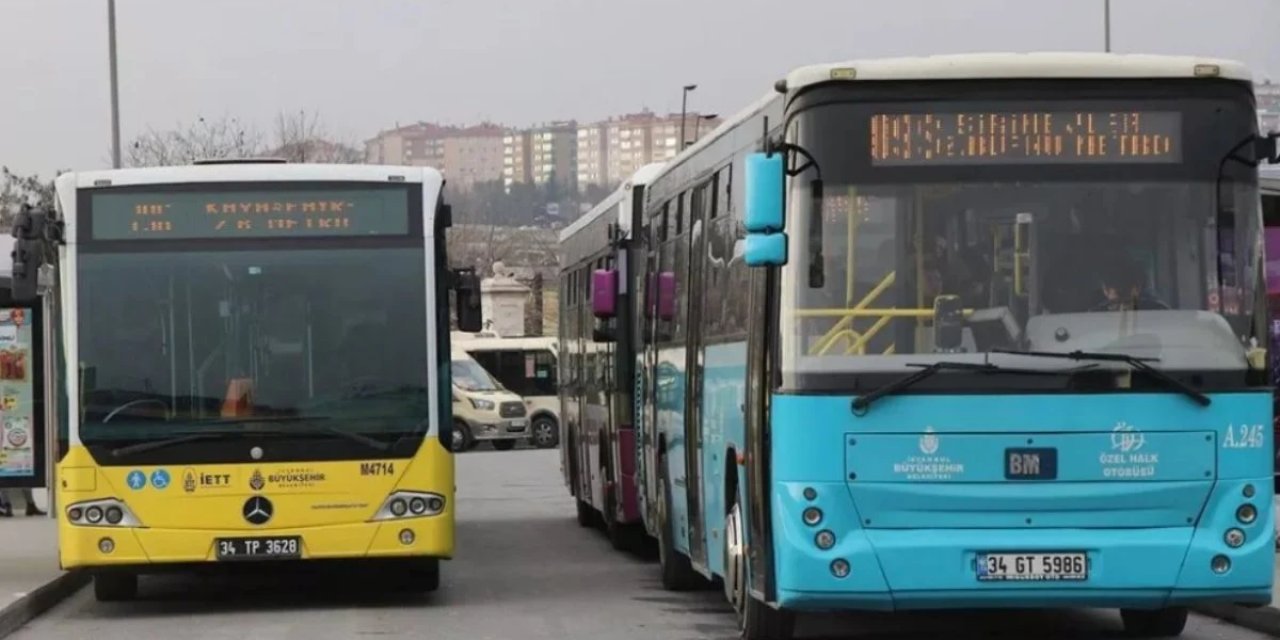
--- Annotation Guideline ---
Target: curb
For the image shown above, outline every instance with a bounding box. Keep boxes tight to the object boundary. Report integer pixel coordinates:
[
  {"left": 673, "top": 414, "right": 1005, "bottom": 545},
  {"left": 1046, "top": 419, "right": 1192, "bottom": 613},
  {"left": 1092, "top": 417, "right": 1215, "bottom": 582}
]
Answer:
[
  {"left": 1195, "top": 604, "right": 1280, "bottom": 638},
  {"left": 0, "top": 571, "right": 89, "bottom": 639}
]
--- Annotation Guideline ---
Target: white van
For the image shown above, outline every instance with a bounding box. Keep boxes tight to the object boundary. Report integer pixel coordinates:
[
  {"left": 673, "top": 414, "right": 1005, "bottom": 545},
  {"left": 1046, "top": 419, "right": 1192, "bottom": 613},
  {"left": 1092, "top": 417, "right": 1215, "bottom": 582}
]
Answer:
[
  {"left": 453, "top": 334, "right": 560, "bottom": 449},
  {"left": 450, "top": 355, "right": 529, "bottom": 451}
]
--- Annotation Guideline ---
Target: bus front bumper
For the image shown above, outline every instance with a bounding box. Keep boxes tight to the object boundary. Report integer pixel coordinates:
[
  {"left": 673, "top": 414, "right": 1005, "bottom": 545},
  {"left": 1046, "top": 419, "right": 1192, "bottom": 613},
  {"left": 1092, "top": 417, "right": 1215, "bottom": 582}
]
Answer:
[{"left": 59, "top": 518, "right": 453, "bottom": 570}]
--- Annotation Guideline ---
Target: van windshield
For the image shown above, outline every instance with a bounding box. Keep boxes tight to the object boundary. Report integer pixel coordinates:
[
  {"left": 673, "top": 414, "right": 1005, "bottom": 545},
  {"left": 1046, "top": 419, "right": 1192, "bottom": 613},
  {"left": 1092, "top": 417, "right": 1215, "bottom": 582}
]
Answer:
[{"left": 451, "top": 359, "right": 502, "bottom": 392}]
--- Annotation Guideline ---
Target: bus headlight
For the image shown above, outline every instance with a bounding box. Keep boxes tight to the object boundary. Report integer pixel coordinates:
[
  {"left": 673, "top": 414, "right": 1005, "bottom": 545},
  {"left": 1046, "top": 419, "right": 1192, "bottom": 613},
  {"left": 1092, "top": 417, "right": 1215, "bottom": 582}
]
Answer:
[
  {"left": 65, "top": 499, "right": 142, "bottom": 527},
  {"left": 371, "top": 491, "right": 446, "bottom": 521}
]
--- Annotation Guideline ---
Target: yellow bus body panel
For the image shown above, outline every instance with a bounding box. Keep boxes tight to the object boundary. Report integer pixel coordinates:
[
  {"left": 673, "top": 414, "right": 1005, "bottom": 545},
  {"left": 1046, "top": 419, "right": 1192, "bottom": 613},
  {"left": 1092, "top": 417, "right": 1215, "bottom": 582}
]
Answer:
[{"left": 55, "top": 437, "right": 454, "bottom": 569}]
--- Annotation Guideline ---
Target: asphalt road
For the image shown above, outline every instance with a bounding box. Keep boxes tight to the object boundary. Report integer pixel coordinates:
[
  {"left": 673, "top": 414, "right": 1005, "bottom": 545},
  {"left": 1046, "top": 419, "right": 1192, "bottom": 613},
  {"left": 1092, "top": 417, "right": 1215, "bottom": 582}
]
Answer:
[{"left": 9, "top": 448, "right": 1276, "bottom": 640}]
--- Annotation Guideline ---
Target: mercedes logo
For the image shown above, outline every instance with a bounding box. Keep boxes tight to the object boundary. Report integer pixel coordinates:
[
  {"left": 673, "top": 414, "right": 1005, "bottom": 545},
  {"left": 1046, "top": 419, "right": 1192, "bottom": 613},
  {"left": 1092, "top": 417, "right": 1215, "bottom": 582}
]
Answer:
[{"left": 242, "top": 496, "right": 273, "bottom": 525}]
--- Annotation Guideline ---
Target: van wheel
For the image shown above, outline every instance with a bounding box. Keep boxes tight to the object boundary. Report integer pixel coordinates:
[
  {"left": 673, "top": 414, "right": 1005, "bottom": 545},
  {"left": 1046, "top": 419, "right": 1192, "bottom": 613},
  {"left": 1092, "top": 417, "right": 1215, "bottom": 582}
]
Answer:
[
  {"left": 450, "top": 421, "right": 473, "bottom": 453},
  {"left": 93, "top": 572, "right": 138, "bottom": 602},
  {"left": 492, "top": 440, "right": 516, "bottom": 451},
  {"left": 532, "top": 416, "right": 559, "bottom": 448},
  {"left": 1120, "top": 607, "right": 1187, "bottom": 637}
]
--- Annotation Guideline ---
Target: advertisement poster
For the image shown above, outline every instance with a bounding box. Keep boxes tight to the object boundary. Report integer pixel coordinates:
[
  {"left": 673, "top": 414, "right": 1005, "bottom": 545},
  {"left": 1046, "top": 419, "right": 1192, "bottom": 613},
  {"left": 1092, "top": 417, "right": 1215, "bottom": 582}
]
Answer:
[{"left": 0, "top": 307, "right": 35, "bottom": 481}]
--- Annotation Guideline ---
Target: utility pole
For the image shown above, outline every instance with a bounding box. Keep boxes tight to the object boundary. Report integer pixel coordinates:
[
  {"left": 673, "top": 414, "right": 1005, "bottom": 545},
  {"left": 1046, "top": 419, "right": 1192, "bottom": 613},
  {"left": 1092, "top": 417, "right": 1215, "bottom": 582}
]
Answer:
[{"left": 108, "top": 0, "right": 122, "bottom": 168}]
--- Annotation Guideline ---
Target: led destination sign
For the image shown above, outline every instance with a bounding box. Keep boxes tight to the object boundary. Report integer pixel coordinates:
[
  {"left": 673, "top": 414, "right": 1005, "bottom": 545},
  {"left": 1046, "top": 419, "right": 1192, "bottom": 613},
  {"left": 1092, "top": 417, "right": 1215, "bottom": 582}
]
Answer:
[
  {"left": 90, "top": 187, "right": 410, "bottom": 240},
  {"left": 870, "top": 110, "right": 1182, "bottom": 166}
]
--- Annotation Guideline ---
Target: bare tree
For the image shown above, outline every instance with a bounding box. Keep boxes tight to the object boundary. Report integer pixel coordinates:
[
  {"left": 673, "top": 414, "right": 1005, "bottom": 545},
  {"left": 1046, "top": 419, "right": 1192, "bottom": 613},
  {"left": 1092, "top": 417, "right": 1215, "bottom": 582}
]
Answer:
[
  {"left": 124, "top": 115, "right": 264, "bottom": 167},
  {"left": 0, "top": 167, "right": 62, "bottom": 229},
  {"left": 272, "top": 110, "right": 363, "bottom": 164}
]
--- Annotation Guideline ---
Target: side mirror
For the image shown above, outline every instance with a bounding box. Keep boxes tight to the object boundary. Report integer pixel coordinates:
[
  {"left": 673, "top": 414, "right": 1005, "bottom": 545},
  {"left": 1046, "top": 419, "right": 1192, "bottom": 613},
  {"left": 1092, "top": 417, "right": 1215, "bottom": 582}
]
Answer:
[
  {"left": 10, "top": 206, "right": 49, "bottom": 303},
  {"left": 744, "top": 152, "right": 789, "bottom": 268},
  {"left": 932, "top": 295, "right": 965, "bottom": 353},
  {"left": 1257, "top": 132, "right": 1279, "bottom": 165},
  {"left": 591, "top": 269, "right": 618, "bottom": 319},
  {"left": 744, "top": 152, "right": 785, "bottom": 233},
  {"left": 452, "top": 268, "right": 483, "bottom": 332},
  {"left": 656, "top": 272, "right": 676, "bottom": 321}
]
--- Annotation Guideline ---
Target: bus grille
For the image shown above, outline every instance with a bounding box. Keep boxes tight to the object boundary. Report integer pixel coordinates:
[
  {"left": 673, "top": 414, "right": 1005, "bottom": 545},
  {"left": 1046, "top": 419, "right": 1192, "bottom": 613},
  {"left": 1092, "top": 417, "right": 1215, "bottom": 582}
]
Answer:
[{"left": 500, "top": 402, "right": 527, "bottom": 418}]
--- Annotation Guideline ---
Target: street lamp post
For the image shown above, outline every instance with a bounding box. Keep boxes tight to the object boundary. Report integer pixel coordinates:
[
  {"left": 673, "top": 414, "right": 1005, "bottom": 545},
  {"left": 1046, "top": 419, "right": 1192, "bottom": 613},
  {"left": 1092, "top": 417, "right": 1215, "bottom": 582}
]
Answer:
[
  {"left": 1104, "top": 0, "right": 1111, "bottom": 52},
  {"left": 679, "top": 84, "right": 697, "bottom": 152},
  {"left": 108, "top": 0, "right": 122, "bottom": 168}
]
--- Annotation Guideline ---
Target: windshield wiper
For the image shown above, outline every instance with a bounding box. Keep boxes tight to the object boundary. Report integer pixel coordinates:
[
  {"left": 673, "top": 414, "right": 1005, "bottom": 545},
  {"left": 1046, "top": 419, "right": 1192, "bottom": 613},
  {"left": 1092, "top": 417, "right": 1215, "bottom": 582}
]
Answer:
[
  {"left": 317, "top": 426, "right": 392, "bottom": 452},
  {"left": 109, "top": 420, "right": 394, "bottom": 457},
  {"left": 852, "top": 360, "right": 1091, "bottom": 413},
  {"left": 992, "top": 349, "right": 1211, "bottom": 407},
  {"left": 109, "top": 432, "right": 224, "bottom": 458}
]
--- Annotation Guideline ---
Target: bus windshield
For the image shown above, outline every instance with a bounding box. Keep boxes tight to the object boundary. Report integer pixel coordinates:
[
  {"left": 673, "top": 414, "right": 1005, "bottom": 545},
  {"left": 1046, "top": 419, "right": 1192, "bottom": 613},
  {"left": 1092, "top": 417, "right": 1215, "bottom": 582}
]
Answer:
[
  {"left": 76, "top": 247, "right": 429, "bottom": 442},
  {"left": 779, "top": 90, "right": 1265, "bottom": 390}
]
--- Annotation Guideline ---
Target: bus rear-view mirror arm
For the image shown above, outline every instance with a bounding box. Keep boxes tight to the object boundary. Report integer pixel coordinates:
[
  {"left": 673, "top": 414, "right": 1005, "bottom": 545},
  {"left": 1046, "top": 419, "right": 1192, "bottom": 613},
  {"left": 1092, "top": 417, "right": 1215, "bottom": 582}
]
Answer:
[{"left": 451, "top": 267, "right": 483, "bottom": 333}]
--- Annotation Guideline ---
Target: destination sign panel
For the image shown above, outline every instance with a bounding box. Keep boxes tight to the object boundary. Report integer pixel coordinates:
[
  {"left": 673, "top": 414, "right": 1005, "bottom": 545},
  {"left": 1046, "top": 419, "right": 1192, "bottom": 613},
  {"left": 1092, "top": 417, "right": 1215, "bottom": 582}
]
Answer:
[
  {"left": 870, "top": 110, "right": 1181, "bottom": 166},
  {"left": 90, "top": 187, "right": 411, "bottom": 240}
]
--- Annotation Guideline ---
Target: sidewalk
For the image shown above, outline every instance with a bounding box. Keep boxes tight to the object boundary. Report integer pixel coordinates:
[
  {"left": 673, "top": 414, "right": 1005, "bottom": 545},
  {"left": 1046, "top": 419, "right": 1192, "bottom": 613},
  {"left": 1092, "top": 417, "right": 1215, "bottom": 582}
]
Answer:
[{"left": 0, "top": 499, "right": 88, "bottom": 639}]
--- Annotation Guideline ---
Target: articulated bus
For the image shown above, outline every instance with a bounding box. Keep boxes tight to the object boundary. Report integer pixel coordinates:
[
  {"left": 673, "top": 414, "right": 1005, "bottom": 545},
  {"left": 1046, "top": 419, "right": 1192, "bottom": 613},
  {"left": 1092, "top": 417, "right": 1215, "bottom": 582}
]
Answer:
[
  {"left": 581, "top": 53, "right": 1280, "bottom": 638},
  {"left": 9, "top": 161, "right": 482, "bottom": 601},
  {"left": 558, "top": 163, "right": 665, "bottom": 548}
]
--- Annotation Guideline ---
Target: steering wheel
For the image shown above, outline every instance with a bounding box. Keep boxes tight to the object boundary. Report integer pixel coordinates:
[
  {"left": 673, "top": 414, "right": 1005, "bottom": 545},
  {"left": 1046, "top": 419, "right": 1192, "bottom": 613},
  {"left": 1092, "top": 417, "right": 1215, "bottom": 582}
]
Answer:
[{"left": 102, "top": 398, "right": 171, "bottom": 423}]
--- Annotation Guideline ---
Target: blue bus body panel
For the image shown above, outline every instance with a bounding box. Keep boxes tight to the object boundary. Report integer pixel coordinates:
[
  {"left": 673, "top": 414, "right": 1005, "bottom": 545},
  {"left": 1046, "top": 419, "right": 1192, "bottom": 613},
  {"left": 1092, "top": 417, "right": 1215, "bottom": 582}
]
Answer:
[{"left": 770, "top": 392, "right": 1274, "bottom": 611}]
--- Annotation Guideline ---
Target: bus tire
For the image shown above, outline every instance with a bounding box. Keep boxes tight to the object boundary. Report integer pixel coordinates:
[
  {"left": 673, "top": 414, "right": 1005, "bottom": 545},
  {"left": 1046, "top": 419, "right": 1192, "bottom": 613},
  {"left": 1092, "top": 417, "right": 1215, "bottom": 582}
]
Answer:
[
  {"left": 450, "top": 420, "right": 473, "bottom": 453},
  {"left": 726, "top": 495, "right": 795, "bottom": 640},
  {"left": 531, "top": 416, "right": 559, "bottom": 448},
  {"left": 492, "top": 439, "right": 517, "bottom": 451},
  {"left": 93, "top": 572, "right": 137, "bottom": 602},
  {"left": 401, "top": 559, "right": 440, "bottom": 593},
  {"left": 1120, "top": 607, "right": 1187, "bottom": 637},
  {"left": 657, "top": 461, "right": 703, "bottom": 591},
  {"left": 576, "top": 499, "right": 596, "bottom": 527}
]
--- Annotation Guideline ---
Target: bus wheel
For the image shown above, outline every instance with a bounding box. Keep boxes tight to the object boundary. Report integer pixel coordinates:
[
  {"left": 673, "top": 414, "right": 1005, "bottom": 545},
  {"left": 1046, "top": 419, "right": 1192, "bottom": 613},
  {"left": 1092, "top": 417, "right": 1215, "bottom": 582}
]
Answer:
[
  {"left": 576, "top": 499, "right": 596, "bottom": 527},
  {"left": 657, "top": 465, "right": 703, "bottom": 591},
  {"left": 726, "top": 497, "right": 795, "bottom": 640},
  {"left": 531, "top": 417, "right": 559, "bottom": 448},
  {"left": 1120, "top": 607, "right": 1187, "bottom": 638},
  {"left": 450, "top": 421, "right": 473, "bottom": 453},
  {"left": 93, "top": 572, "right": 138, "bottom": 602},
  {"left": 400, "top": 559, "right": 440, "bottom": 593},
  {"left": 492, "top": 439, "right": 517, "bottom": 451}
]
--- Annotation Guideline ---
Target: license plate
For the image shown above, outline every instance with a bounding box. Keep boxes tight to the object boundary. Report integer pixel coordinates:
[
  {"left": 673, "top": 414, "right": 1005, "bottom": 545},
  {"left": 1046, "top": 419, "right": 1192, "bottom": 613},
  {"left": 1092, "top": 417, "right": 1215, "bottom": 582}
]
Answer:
[
  {"left": 977, "top": 552, "right": 1088, "bottom": 581},
  {"left": 1004, "top": 447, "right": 1057, "bottom": 480},
  {"left": 510, "top": 419, "right": 528, "bottom": 427},
  {"left": 215, "top": 536, "right": 301, "bottom": 561}
]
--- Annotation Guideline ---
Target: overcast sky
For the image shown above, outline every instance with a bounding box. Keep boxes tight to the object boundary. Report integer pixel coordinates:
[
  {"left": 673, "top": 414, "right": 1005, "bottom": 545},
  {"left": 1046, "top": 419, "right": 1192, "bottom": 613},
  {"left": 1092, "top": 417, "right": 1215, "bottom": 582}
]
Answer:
[{"left": 2, "top": 0, "right": 1277, "bottom": 176}]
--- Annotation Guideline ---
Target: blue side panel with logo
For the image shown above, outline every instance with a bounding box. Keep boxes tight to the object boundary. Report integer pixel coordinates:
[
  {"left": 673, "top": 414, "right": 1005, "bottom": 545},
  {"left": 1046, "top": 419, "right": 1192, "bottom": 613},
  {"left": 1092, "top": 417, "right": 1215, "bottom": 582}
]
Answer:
[{"left": 769, "top": 391, "right": 1274, "bottom": 611}]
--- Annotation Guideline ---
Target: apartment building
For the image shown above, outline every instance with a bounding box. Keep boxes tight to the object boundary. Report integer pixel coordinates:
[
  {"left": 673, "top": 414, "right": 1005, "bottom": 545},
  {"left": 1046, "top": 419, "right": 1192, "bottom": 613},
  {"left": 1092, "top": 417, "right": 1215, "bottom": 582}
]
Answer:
[
  {"left": 364, "top": 122, "right": 506, "bottom": 191},
  {"left": 1259, "top": 80, "right": 1280, "bottom": 134},
  {"left": 504, "top": 121, "right": 577, "bottom": 191},
  {"left": 576, "top": 110, "right": 721, "bottom": 192}
]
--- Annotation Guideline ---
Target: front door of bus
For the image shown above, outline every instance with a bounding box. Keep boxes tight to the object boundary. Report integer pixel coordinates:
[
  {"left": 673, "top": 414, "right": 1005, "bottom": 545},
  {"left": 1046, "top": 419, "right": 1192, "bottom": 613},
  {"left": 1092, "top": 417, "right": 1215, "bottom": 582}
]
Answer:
[{"left": 684, "top": 184, "right": 710, "bottom": 569}]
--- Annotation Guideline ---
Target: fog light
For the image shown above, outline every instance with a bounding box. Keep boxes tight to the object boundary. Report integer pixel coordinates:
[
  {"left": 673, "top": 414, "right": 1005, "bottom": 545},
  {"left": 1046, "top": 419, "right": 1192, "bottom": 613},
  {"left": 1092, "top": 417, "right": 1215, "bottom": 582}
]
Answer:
[
  {"left": 1237, "top": 503, "right": 1257, "bottom": 524},
  {"left": 1211, "top": 554, "right": 1232, "bottom": 574},
  {"left": 68, "top": 507, "right": 83, "bottom": 522},
  {"left": 98, "top": 537, "right": 115, "bottom": 554},
  {"left": 803, "top": 487, "right": 817, "bottom": 501},
  {"left": 86, "top": 507, "right": 104, "bottom": 524},
  {"left": 802, "top": 507, "right": 823, "bottom": 526},
  {"left": 815, "top": 530, "right": 836, "bottom": 550},
  {"left": 1243, "top": 484, "right": 1256, "bottom": 498},
  {"left": 1225, "top": 528, "right": 1246, "bottom": 548},
  {"left": 830, "top": 558, "right": 850, "bottom": 578},
  {"left": 105, "top": 507, "right": 124, "bottom": 525},
  {"left": 399, "top": 529, "right": 415, "bottom": 546},
  {"left": 390, "top": 498, "right": 408, "bottom": 517},
  {"left": 409, "top": 498, "right": 427, "bottom": 515},
  {"left": 427, "top": 497, "right": 444, "bottom": 512}
]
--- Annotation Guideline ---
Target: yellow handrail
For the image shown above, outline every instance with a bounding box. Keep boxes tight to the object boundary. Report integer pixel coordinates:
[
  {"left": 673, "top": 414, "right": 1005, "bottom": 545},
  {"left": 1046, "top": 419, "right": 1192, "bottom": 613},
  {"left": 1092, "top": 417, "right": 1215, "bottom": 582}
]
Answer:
[
  {"left": 845, "top": 314, "right": 894, "bottom": 355},
  {"left": 797, "top": 308, "right": 974, "bottom": 318},
  {"left": 808, "top": 271, "right": 896, "bottom": 355}
]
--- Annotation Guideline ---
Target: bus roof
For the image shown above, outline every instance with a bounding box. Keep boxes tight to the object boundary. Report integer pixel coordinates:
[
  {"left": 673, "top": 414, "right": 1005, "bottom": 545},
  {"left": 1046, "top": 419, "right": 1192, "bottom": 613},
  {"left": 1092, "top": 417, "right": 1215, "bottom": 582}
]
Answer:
[
  {"left": 59, "top": 163, "right": 443, "bottom": 190},
  {"left": 558, "top": 162, "right": 666, "bottom": 243},
  {"left": 784, "top": 52, "right": 1253, "bottom": 93}
]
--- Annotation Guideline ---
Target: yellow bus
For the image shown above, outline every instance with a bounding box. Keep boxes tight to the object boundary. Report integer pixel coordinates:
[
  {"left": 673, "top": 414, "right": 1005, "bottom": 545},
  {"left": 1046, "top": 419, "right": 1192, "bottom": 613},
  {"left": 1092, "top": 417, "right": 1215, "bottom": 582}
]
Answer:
[{"left": 9, "top": 160, "right": 482, "bottom": 601}]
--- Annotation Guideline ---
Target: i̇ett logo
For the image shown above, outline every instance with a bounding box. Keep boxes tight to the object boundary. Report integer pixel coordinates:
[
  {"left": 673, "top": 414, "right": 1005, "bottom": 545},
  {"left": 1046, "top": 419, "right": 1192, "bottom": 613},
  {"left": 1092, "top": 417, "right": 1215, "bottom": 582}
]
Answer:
[{"left": 242, "top": 496, "right": 273, "bottom": 526}]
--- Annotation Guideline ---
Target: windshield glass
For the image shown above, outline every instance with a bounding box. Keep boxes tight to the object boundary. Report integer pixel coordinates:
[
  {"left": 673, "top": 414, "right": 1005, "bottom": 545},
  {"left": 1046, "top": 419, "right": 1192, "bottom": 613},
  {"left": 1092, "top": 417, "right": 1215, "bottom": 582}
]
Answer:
[
  {"left": 76, "top": 247, "right": 429, "bottom": 442},
  {"left": 780, "top": 90, "right": 1265, "bottom": 389},
  {"left": 451, "top": 359, "right": 502, "bottom": 392}
]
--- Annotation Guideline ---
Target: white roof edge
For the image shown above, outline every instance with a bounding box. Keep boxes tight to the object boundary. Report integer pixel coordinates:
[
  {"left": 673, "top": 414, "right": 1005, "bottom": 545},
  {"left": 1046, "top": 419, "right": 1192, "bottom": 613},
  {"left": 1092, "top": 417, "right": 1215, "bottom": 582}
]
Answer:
[
  {"left": 67, "top": 163, "right": 438, "bottom": 188},
  {"left": 786, "top": 52, "right": 1253, "bottom": 92},
  {"left": 646, "top": 90, "right": 778, "bottom": 187},
  {"left": 559, "top": 163, "right": 668, "bottom": 243}
]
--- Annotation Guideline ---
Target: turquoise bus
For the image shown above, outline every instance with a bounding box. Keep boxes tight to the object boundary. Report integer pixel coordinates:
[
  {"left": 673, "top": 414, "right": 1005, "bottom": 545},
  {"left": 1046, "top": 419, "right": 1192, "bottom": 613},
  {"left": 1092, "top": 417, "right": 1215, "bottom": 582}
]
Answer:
[{"left": 585, "top": 53, "right": 1280, "bottom": 638}]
